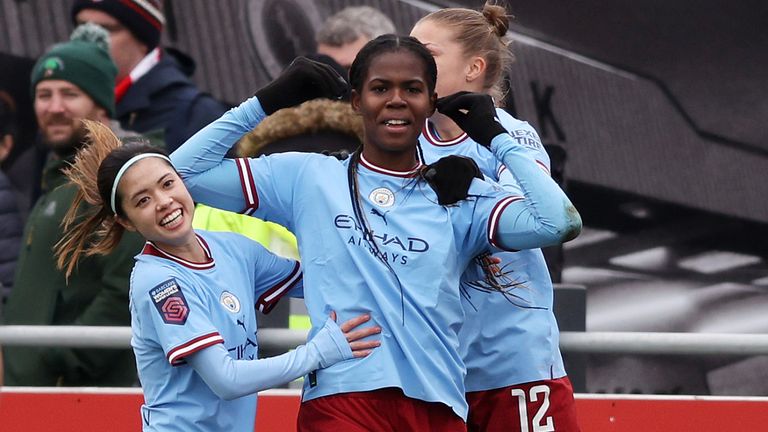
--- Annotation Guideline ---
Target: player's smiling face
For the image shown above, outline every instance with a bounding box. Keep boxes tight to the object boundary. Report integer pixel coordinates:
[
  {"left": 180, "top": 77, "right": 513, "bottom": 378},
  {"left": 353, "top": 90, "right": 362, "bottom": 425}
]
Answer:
[
  {"left": 115, "top": 157, "right": 196, "bottom": 252},
  {"left": 352, "top": 49, "right": 436, "bottom": 170}
]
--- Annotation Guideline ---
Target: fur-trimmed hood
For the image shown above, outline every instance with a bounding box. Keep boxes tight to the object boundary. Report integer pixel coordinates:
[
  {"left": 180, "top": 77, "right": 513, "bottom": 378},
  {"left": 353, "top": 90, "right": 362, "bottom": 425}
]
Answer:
[{"left": 238, "top": 99, "right": 362, "bottom": 157}]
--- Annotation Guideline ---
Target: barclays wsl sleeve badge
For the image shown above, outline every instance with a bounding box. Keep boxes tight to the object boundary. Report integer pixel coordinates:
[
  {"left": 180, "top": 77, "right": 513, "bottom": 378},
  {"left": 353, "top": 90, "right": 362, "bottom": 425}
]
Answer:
[{"left": 150, "top": 279, "right": 189, "bottom": 325}]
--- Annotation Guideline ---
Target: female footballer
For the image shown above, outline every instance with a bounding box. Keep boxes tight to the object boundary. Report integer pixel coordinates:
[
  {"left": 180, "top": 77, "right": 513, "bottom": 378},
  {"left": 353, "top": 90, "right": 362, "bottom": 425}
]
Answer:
[
  {"left": 411, "top": 3, "right": 582, "bottom": 431},
  {"left": 55, "top": 123, "right": 380, "bottom": 431}
]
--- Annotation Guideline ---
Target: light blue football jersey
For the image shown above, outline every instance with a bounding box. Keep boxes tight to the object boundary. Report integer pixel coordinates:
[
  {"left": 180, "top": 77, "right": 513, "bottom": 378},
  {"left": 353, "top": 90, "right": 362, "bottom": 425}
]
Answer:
[
  {"left": 170, "top": 97, "right": 542, "bottom": 420},
  {"left": 419, "top": 109, "right": 567, "bottom": 391},
  {"left": 130, "top": 230, "right": 302, "bottom": 431}
]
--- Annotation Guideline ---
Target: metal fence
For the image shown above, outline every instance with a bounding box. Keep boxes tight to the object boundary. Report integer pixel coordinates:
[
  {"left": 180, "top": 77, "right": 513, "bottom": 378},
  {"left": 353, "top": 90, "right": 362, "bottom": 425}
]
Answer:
[{"left": 2, "top": 325, "right": 768, "bottom": 356}]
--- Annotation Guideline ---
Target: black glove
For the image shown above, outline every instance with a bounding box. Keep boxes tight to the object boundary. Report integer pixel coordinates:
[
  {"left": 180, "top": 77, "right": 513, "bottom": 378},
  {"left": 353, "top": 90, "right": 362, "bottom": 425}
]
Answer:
[
  {"left": 436, "top": 91, "right": 507, "bottom": 147},
  {"left": 422, "top": 155, "right": 483, "bottom": 205},
  {"left": 255, "top": 57, "right": 350, "bottom": 115}
]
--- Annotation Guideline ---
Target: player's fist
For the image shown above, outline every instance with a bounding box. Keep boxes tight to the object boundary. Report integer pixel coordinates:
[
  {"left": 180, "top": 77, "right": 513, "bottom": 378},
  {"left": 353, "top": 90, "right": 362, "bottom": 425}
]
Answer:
[
  {"left": 436, "top": 91, "right": 507, "bottom": 148},
  {"left": 256, "top": 57, "right": 350, "bottom": 115},
  {"left": 422, "top": 155, "right": 482, "bottom": 205}
]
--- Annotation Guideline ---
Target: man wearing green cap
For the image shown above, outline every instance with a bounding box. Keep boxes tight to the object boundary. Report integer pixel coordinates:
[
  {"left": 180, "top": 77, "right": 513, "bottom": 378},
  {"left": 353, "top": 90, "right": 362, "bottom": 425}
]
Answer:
[
  {"left": 30, "top": 29, "right": 116, "bottom": 153},
  {"left": 2, "top": 24, "right": 142, "bottom": 386}
]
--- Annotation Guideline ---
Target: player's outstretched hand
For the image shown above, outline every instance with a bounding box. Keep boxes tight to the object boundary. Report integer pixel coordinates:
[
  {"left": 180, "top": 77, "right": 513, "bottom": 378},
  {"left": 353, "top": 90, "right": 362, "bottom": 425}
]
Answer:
[
  {"left": 255, "top": 57, "right": 350, "bottom": 115},
  {"left": 436, "top": 91, "right": 507, "bottom": 148},
  {"left": 330, "top": 311, "right": 381, "bottom": 358}
]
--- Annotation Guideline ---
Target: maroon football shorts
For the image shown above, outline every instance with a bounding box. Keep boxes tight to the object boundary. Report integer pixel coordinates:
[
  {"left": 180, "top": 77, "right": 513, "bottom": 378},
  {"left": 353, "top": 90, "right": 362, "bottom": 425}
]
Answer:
[
  {"left": 466, "top": 376, "right": 581, "bottom": 432},
  {"left": 297, "top": 387, "right": 467, "bottom": 432}
]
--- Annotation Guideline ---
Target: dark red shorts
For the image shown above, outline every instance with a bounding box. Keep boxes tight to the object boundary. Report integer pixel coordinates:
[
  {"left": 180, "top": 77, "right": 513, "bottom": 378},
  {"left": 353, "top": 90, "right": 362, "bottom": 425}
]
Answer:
[
  {"left": 466, "top": 376, "right": 581, "bottom": 432},
  {"left": 297, "top": 387, "right": 467, "bottom": 432}
]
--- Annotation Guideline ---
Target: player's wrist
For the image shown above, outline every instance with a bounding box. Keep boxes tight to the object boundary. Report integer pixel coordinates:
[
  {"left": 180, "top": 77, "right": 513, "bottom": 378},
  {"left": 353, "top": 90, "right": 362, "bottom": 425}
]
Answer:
[
  {"left": 476, "top": 123, "right": 508, "bottom": 148},
  {"left": 311, "top": 317, "right": 353, "bottom": 368}
]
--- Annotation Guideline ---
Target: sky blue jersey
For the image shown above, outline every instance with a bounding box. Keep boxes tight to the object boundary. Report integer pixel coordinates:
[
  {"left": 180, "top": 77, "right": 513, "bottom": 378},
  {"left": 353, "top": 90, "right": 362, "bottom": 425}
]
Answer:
[
  {"left": 130, "top": 230, "right": 302, "bottom": 431},
  {"left": 171, "top": 97, "right": 578, "bottom": 419},
  {"left": 419, "top": 109, "right": 566, "bottom": 391}
]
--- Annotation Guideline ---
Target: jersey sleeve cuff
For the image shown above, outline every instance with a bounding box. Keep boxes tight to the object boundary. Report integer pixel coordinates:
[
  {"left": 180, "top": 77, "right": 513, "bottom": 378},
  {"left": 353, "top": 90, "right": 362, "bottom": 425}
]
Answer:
[
  {"left": 487, "top": 195, "right": 524, "bottom": 249},
  {"left": 235, "top": 158, "right": 259, "bottom": 215},
  {"left": 257, "top": 262, "right": 303, "bottom": 314},
  {"left": 167, "top": 332, "right": 224, "bottom": 366}
]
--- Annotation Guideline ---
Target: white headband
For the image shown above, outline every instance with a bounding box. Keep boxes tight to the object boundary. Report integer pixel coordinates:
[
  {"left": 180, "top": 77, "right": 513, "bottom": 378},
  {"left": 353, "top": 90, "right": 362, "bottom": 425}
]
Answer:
[{"left": 110, "top": 153, "right": 172, "bottom": 214}]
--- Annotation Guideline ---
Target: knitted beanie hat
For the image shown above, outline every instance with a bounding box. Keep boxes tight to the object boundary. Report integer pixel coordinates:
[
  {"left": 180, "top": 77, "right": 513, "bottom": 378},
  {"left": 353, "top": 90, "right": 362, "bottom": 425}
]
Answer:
[
  {"left": 71, "top": 0, "right": 165, "bottom": 50},
  {"left": 30, "top": 23, "right": 118, "bottom": 118}
]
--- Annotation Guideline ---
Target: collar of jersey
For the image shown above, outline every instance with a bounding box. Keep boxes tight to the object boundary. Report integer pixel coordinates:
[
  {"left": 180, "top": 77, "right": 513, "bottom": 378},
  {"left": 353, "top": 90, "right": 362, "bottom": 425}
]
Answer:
[
  {"left": 359, "top": 154, "right": 422, "bottom": 178},
  {"left": 142, "top": 233, "right": 215, "bottom": 270},
  {"left": 422, "top": 119, "right": 468, "bottom": 146}
]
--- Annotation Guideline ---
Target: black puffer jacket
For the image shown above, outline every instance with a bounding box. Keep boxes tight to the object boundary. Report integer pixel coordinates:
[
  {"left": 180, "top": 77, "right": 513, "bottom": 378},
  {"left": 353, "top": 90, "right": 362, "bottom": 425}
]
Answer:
[
  {"left": 116, "top": 48, "right": 230, "bottom": 153},
  {"left": 0, "top": 170, "right": 22, "bottom": 303}
]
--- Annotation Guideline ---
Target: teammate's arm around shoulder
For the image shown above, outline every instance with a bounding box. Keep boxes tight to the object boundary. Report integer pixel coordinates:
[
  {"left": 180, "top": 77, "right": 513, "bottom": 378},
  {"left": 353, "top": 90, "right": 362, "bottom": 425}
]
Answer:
[{"left": 186, "top": 312, "right": 380, "bottom": 400}]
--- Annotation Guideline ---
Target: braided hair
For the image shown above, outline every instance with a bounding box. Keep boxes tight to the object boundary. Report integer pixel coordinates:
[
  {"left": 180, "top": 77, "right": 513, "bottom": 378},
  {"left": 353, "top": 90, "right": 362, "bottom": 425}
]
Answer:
[{"left": 346, "top": 35, "right": 437, "bottom": 322}]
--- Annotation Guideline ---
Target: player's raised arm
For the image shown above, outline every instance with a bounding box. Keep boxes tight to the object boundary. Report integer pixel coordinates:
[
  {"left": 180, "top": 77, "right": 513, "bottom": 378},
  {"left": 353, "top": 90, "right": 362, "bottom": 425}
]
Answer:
[
  {"left": 437, "top": 91, "right": 582, "bottom": 250},
  {"left": 170, "top": 57, "right": 349, "bottom": 213}
]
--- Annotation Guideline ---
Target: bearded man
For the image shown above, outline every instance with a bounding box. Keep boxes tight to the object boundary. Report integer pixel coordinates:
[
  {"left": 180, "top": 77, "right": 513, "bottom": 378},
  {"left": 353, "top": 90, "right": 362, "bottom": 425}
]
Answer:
[{"left": 2, "top": 24, "right": 142, "bottom": 387}]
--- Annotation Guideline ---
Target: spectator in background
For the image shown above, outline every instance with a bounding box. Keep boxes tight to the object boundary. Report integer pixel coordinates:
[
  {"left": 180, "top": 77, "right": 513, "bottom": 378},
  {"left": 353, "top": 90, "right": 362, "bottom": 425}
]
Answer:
[
  {"left": 0, "top": 91, "right": 23, "bottom": 314},
  {"left": 72, "top": 0, "right": 229, "bottom": 153},
  {"left": 313, "top": 6, "right": 396, "bottom": 73},
  {"left": 2, "top": 24, "right": 142, "bottom": 387},
  {"left": 0, "top": 53, "right": 42, "bottom": 219}
]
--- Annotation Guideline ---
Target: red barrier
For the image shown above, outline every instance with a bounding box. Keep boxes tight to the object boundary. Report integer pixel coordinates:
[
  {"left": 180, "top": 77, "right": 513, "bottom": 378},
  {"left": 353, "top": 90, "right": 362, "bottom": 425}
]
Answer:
[
  {"left": 1, "top": 388, "right": 767, "bottom": 431},
  {"left": 575, "top": 394, "right": 768, "bottom": 431},
  {"left": 0, "top": 387, "right": 299, "bottom": 432}
]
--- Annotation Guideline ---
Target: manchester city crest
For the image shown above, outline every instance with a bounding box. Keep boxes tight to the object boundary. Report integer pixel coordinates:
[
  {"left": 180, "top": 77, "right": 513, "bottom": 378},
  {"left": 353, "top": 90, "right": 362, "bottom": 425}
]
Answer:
[
  {"left": 369, "top": 187, "right": 395, "bottom": 208},
  {"left": 220, "top": 291, "right": 241, "bottom": 313}
]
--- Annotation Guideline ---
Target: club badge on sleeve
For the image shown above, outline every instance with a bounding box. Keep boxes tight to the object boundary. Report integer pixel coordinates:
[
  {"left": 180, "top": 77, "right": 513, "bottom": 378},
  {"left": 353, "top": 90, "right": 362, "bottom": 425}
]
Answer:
[{"left": 150, "top": 278, "right": 189, "bottom": 325}]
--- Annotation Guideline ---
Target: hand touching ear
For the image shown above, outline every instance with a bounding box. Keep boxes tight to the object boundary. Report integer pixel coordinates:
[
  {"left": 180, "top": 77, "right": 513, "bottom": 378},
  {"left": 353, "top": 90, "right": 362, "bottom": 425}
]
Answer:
[{"left": 436, "top": 91, "right": 507, "bottom": 148}]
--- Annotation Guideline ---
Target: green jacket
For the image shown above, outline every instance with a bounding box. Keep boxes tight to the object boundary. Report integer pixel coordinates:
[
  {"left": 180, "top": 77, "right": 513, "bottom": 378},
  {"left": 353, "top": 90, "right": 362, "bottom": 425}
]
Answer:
[{"left": 2, "top": 154, "right": 144, "bottom": 386}]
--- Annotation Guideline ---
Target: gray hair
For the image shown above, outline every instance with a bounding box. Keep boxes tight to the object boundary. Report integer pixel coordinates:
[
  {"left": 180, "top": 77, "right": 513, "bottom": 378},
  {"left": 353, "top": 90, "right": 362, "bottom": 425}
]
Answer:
[{"left": 316, "top": 6, "right": 396, "bottom": 47}]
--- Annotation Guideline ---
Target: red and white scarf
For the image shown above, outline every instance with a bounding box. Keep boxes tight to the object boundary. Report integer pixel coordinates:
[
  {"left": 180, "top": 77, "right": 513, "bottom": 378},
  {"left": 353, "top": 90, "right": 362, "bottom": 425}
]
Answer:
[{"left": 114, "top": 47, "right": 162, "bottom": 103}]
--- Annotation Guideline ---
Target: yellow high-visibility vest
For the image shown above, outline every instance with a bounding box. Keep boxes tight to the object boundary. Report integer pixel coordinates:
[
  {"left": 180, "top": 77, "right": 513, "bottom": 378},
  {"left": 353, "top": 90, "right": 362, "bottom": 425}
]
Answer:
[
  {"left": 193, "top": 204, "right": 311, "bottom": 331},
  {"left": 192, "top": 204, "right": 298, "bottom": 259}
]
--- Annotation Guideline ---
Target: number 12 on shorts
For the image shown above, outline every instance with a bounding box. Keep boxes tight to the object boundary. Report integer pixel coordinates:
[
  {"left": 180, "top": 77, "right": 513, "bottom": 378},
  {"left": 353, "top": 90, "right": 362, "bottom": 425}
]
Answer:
[{"left": 511, "top": 385, "right": 555, "bottom": 432}]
